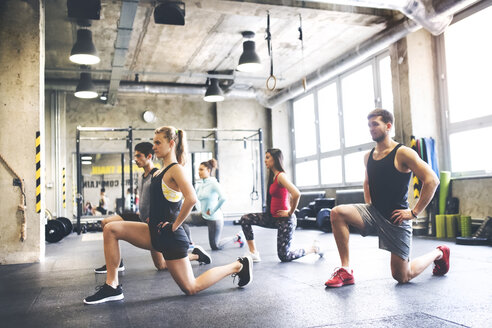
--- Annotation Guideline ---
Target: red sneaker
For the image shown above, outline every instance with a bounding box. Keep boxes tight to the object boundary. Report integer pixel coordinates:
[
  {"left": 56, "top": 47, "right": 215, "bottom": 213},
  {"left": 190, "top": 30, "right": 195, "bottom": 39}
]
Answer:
[
  {"left": 433, "top": 245, "right": 450, "bottom": 276},
  {"left": 325, "top": 268, "right": 355, "bottom": 287}
]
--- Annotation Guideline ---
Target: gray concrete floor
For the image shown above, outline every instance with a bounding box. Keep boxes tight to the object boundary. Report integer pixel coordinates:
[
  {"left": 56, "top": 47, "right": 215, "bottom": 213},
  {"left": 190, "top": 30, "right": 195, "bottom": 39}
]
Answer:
[{"left": 1, "top": 224, "right": 491, "bottom": 328}]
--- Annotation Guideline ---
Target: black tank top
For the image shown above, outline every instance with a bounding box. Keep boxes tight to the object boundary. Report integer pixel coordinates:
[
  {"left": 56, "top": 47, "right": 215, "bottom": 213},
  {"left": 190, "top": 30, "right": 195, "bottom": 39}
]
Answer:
[
  {"left": 148, "top": 163, "right": 182, "bottom": 249},
  {"left": 367, "top": 144, "right": 411, "bottom": 221}
]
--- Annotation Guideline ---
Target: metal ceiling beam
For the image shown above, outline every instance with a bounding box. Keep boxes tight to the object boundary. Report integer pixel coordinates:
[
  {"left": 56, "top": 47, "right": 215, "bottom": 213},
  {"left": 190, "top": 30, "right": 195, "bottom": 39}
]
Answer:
[
  {"left": 45, "top": 67, "right": 282, "bottom": 82},
  {"left": 108, "top": 0, "right": 140, "bottom": 105},
  {"left": 223, "top": 0, "right": 396, "bottom": 17}
]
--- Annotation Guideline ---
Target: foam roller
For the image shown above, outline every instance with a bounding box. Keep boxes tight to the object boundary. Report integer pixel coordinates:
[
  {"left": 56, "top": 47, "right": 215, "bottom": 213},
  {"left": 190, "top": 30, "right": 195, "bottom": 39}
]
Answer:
[
  {"left": 436, "top": 214, "right": 446, "bottom": 238},
  {"left": 439, "top": 171, "right": 451, "bottom": 214},
  {"left": 460, "top": 215, "right": 472, "bottom": 237},
  {"left": 446, "top": 214, "right": 458, "bottom": 238}
]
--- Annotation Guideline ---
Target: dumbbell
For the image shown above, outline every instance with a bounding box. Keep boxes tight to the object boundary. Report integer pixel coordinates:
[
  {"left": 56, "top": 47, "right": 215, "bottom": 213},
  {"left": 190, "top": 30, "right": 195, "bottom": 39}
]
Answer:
[{"left": 45, "top": 217, "right": 73, "bottom": 243}]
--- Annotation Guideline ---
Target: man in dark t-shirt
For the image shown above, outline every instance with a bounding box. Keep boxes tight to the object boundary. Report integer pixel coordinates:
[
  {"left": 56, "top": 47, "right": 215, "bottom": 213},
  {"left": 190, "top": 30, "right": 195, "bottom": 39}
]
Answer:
[{"left": 324, "top": 109, "right": 450, "bottom": 288}]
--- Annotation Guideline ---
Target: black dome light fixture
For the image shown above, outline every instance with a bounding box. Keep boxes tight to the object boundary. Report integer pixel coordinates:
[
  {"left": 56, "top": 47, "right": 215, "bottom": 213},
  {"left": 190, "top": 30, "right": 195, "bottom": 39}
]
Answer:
[
  {"left": 203, "top": 78, "right": 224, "bottom": 102},
  {"left": 70, "top": 29, "right": 100, "bottom": 65},
  {"left": 237, "top": 31, "right": 261, "bottom": 73},
  {"left": 154, "top": 1, "right": 185, "bottom": 26},
  {"left": 74, "top": 72, "right": 98, "bottom": 99}
]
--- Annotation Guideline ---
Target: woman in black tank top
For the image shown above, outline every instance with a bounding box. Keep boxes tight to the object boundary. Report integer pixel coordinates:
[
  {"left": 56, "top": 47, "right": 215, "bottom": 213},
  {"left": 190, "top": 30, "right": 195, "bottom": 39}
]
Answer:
[{"left": 84, "top": 126, "right": 253, "bottom": 304}]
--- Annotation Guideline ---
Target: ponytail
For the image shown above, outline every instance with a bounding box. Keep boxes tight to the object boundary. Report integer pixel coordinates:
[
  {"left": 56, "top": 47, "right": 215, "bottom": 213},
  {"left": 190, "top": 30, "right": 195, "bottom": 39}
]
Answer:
[
  {"left": 200, "top": 158, "right": 218, "bottom": 176},
  {"left": 175, "top": 129, "right": 187, "bottom": 166},
  {"left": 154, "top": 126, "right": 188, "bottom": 165}
]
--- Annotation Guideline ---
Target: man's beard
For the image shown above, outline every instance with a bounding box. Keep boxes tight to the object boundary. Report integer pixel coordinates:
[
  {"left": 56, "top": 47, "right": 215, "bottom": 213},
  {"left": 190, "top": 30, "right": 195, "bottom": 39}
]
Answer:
[{"left": 372, "top": 132, "right": 386, "bottom": 142}]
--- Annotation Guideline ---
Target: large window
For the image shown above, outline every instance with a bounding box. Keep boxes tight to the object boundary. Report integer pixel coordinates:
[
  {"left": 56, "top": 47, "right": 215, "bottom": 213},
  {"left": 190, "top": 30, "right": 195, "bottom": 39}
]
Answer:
[
  {"left": 440, "top": 6, "right": 492, "bottom": 175},
  {"left": 292, "top": 53, "right": 393, "bottom": 188}
]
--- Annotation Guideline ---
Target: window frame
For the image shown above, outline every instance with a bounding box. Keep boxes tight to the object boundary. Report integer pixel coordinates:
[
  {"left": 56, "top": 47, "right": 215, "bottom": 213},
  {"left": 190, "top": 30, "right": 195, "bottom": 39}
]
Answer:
[
  {"left": 291, "top": 51, "right": 392, "bottom": 189},
  {"left": 436, "top": 3, "right": 492, "bottom": 178}
]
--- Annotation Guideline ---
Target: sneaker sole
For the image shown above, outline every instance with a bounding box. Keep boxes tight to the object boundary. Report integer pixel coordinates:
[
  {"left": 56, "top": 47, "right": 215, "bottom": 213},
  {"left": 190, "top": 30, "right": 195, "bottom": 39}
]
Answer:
[
  {"left": 193, "top": 246, "right": 212, "bottom": 264},
  {"left": 94, "top": 266, "right": 125, "bottom": 274},
  {"left": 83, "top": 293, "right": 124, "bottom": 305},
  {"left": 239, "top": 257, "right": 253, "bottom": 287},
  {"left": 325, "top": 279, "right": 355, "bottom": 288}
]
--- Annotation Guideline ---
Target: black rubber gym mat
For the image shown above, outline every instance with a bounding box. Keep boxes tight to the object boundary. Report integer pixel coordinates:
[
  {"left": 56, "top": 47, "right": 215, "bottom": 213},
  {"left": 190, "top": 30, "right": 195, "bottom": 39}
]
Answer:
[{"left": 318, "top": 312, "right": 469, "bottom": 328}]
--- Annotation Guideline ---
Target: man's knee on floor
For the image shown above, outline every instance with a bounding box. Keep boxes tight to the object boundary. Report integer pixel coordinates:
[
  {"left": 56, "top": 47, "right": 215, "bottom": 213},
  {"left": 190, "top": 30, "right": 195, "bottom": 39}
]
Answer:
[
  {"left": 180, "top": 284, "right": 198, "bottom": 296},
  {"left": 392, "top": 270, "right": 410, "bottom": 284}
]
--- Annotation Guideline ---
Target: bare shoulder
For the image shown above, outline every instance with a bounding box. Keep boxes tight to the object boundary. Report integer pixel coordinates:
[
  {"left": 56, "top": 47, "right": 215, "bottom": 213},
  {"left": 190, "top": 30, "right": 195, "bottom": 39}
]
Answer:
[
  {"left": 168, "top": 162, "right": 185, "bottom": 177},
  {"left": 395, "top": 145, "right": 421, "bottom": 170},
  {"left": 396, "top": 145, "right": 418, "bottom": 160}
]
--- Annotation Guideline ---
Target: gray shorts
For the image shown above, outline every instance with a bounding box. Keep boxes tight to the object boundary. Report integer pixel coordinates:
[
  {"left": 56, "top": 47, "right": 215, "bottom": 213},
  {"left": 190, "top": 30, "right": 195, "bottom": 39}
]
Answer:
[{"left": 353, "top": 204, "right": 412, "bottom": 261}]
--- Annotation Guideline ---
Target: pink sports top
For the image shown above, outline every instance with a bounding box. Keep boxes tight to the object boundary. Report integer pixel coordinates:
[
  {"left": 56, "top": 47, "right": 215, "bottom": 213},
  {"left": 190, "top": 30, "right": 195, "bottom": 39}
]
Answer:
[{"left": 269, "top": 173, "right": 289, "bottom": 217}]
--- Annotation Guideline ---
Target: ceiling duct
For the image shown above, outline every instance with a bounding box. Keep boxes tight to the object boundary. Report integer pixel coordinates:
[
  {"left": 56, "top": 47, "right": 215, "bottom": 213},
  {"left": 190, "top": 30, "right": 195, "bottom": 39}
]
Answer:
[
  {"left": 305, "top": 0, "right": 478, "bottom": 35},
  {"left": 45, "top": 79, "right": 256, "bottom": 99},
  {"left": 67, "top": 0, "right": 101, "bottom": 20},
  {"left": 154, "top": 1, "right": 185, "bottom": 26}
]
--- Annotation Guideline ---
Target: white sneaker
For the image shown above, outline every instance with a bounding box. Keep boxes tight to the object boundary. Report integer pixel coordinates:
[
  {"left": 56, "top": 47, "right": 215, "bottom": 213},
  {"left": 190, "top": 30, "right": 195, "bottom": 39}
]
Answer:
[
  {"left": 312, "top": 240, "right": 324, "bottom": 257},
  {"left": 248, "top": 251, "right": 261, "bottom": 262}
]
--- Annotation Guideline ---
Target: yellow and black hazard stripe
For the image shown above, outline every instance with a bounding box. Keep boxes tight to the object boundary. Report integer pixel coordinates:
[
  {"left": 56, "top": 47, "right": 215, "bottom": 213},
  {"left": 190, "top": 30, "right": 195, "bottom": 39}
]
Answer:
[
  {"left": 36, "top": 131, "right": 41, "bottom": 213},
  {"left": 410, "top": 135, "right": 421, "bottom": 199},
  {"left": 62, "top": 167, "right": 66, "bottom": 208}
]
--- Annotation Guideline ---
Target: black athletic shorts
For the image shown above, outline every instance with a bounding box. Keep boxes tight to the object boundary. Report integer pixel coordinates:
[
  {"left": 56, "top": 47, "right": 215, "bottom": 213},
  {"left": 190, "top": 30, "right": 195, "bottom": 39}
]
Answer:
[
  {"left": 120, "top": 211, "right": 141, "bottom": 222},
  {"left": 154, "top": 224, "right": 190, "bottom": 260}
]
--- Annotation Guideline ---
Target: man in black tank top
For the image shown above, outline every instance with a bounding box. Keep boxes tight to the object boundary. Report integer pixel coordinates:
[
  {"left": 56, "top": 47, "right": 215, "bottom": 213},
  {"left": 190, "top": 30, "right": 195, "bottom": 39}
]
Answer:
[{"left": 325, "top": 109, "right": 450, "bottom": 288}]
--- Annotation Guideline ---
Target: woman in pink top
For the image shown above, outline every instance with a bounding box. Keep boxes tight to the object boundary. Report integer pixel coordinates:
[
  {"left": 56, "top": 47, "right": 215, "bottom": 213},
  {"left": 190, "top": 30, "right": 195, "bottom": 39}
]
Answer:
[{"left": 240, "top": 148, "right": 322, "bottom": 262}]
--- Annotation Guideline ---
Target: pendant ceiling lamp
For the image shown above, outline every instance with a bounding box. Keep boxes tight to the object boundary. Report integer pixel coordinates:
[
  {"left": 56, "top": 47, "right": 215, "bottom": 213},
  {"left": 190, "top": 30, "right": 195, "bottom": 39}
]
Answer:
[
  {"left": 70, "top": 29, "right": 100, "bottom": 65},
  {"left": 203, "top": 78, "right": 224, "bottom": 102},
  {"left": 74, "top": 73, "right": 98, "bottom": 99},
  {"left": 237, "top": 31, "right": 261, "bottom": 73}
]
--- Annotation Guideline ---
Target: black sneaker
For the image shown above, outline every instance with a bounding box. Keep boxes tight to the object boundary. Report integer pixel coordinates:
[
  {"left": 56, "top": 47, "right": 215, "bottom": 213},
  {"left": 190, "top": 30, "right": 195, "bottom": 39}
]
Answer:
[
  {"left": 192, "top": 245, "right": 212, "bottom": 264},
  {"left": 94, "top": 260, "right": 125, "bottom": 274},
  {"left": 233, "top": 256, "right": 253, "bottom": 287},
  {"left": 83, "top": 284, "right": 124, "bottom": 305}
]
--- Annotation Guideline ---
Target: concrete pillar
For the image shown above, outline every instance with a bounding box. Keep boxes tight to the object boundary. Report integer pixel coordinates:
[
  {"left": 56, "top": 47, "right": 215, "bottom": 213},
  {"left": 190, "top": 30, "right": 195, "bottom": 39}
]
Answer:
[
  {"left": 391, "top": 29, "right": 441, "bottom": 212},
  {"left": 0, "top": 0, "right": 45, "bottom": 264},
  {"left": 216, "top": 100, "right": 270, "bottom": 214},
  {"left": 392, "top": 29, "right": 441, "bottom": 147},
  {"left": 271, "top": 102, "right": 293, "bottom": 180}
]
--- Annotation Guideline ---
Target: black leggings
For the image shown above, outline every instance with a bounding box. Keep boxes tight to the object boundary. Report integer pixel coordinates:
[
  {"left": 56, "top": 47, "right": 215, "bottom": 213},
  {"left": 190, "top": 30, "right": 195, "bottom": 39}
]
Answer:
[{"left": 240, "top": 212, "right": 306, "bottom": 262}]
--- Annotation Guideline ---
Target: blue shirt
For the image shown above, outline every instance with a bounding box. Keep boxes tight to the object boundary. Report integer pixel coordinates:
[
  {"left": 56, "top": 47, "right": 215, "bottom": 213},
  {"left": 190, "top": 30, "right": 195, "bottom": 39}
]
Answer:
[{"left": 195, "top": 177, "right": 226, "bottom": 221}]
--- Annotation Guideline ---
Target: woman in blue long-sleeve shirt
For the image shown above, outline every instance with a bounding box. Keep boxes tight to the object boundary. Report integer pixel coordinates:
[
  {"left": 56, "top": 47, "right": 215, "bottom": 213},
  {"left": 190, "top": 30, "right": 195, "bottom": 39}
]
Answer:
[{"left": 196, "top": 159, "right": 244, "bottom": 250}]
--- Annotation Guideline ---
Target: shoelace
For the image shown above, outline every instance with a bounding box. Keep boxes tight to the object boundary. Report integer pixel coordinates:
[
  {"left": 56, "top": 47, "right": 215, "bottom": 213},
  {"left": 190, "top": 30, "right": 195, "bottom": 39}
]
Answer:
[
  {"left": 94, "top": 285, "right": 105, "bottom": 292},
  {"left": 330, "top": 268, "right": 342, "bottom": 279}
]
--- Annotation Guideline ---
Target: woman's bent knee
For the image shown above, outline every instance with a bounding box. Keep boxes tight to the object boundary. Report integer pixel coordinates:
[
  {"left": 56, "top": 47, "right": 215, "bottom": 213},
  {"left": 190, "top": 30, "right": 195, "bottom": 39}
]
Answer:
[
  {"left": 181, "top": 286, "right": 198, "bottom": 296},
  {"left": 239, "top": 215, "right": 248, "bottom": 225}
]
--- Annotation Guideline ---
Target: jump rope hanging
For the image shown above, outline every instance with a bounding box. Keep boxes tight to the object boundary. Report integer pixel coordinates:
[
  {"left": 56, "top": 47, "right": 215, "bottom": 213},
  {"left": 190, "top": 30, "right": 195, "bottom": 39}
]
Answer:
[
  {"left": 298, "top": 14, "right": 308, "bottom": 92},
  {"left": 265, "top": 11, "right": 277, "bottom": 91}
]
